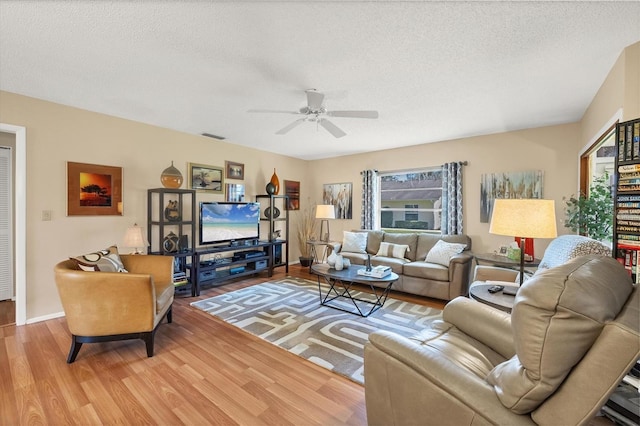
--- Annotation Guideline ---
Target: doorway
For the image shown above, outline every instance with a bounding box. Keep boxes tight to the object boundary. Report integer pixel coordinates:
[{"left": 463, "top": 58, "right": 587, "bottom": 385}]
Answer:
[{"left": 0, "top": 124, "right": 26, "bottom": 326}]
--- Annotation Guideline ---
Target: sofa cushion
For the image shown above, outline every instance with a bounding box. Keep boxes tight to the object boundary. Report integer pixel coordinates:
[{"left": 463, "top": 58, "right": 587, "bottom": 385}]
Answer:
[
  {"left": 72, "top": 245, "right": 128, "bottom": 273},
  {"left": 383, "top": 233, "right": 418, "bottom": 261},
  {"left": 342, "top": 231, "right": 368, "bottom": 253},
  {"left": 416, "top": 234, "right": 471, "bottom": 261},
  {"left": 403, "top": 261, "right": 449, "bottom": 281},
  {"left": 365, "top": 230, "right": 385, "bottom": 255},
  {"left": 425, "top": 240, "right": 466, "bottom": 266},
  {"left": 487, "top": 255, "right": 633, "bottom": 414},
  {"left": 375, "top": 242, "right": 410, "bottom": 259},
  {"left": 371, "top": 256, "right": 407, "bottom": 274}
]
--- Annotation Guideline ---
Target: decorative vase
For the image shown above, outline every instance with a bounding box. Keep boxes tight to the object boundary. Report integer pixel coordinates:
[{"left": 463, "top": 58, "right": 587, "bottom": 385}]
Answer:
[
  {"left": 162, "top": 232, "right": 179, "bottom": 253},
  {"left": 335, "top": 255, "right": 344, "bottom": 271},
  {"left": 160, "top": 161, "right": 183, "bottom": 189},
  {"left": 270, "top": 168, "right": 280, "bottom": 195},
  {"left": 343, "top": 258, "right": 351, "bottom": 269},
  {"left": 327, "top": 251, "right": 338, "bottom": 268},
  {"left": 265, "top": 182, "right": 276, "bottom": 195}
]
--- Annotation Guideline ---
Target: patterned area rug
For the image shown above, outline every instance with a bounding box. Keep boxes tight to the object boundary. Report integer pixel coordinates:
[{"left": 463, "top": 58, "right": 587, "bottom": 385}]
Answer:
[{"left": 190, "top": 276, "right": 442, "bottom": 384}]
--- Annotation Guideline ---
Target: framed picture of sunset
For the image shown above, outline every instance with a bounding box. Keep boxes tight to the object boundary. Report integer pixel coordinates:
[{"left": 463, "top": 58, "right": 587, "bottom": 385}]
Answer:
[{"left": 67, "top": 162, "right": 122, "bottom": 216}]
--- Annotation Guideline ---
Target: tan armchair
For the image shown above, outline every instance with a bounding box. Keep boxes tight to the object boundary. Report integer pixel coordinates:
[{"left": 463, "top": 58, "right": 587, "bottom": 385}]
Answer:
[
  {"left": 364, "top": 255, "right": 639, "bottom": 425},
  {"left": 54, "top": 254, "right": 174, "bottom": 363}
]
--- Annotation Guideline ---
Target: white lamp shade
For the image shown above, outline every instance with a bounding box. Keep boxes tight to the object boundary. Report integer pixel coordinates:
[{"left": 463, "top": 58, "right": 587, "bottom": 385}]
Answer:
[
  {"left": 122, "top": 224, "right": 148, "bottom": 250},
  {"left": 490, "top": 199, "right": 558, "bottom": 239},
  {"left": 316, "top": 204, "right": 336, "bottom": 219}
]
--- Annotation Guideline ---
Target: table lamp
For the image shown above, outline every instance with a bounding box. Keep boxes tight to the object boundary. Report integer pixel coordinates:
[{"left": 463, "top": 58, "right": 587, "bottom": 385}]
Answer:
[
  {"left": 489, "top": 199, "right": 557, "bottom": 286},
  {"left": 122, "top": 223, "right": 148, "bottom": 254},
  {"left": 316, "top": 205, "right": 336, "bottom": 242}
]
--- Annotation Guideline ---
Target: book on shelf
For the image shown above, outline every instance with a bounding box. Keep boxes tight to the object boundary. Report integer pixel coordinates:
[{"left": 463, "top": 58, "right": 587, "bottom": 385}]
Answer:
[{"left": 617, "top": 194, "right": 640, "bottom": 202}]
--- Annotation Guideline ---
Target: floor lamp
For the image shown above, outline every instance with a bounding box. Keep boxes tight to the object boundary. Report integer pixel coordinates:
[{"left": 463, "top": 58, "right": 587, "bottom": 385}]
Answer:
[
  {"left": 316, "top": 205, "right": 336, "bottom": 242},
  {"left": 489, "top": 199, "right": 557, "bottom": 287}
]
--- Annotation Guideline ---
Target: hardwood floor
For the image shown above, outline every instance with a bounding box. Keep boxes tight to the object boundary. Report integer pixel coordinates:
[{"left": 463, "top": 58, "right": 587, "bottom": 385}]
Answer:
[{"left": 1, "top": 264, "right": 445, "bottom": 425}]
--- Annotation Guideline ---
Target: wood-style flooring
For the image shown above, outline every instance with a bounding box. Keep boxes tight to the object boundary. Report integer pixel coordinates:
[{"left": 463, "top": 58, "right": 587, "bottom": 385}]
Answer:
[{"left": 1, "top": 264, "right": 444, "bottom": 425}]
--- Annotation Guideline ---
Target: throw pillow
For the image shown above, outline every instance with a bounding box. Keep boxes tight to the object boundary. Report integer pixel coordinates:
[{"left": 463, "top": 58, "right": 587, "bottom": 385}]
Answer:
[
  {"left": 425, "top": 240, "right": 466, "bottom": 266},
  {"left": 341, "top": 231, "right": 368, "bottom": 254},
  {"left": 375, "top": 242, "right": 410, "bottom": 259},
  {"left": 72, "top": 245, "right": 128, "bottom": 272}
]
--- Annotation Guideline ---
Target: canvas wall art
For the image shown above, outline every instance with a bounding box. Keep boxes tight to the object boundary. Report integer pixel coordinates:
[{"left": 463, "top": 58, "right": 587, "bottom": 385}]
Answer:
[
  {"left": 323, "top": 182, "right": 353, "bottom": 219},
  {"left": 480, "top": 170, "right": 544, "bottom": 223}
]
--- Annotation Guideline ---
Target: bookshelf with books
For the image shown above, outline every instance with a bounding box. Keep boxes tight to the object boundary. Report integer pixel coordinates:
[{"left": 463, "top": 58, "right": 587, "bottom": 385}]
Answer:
[{"left": 613, "top": 118, "right": 640, "bottom": 283}]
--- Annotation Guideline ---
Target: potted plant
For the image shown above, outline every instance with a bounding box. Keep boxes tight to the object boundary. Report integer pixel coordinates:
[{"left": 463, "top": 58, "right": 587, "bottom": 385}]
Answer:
[
  {"left": 296, "top": 203, "right": 318, "bottom": 267},
  {"left": 563, "top": 173, "right": 613, "bottom": 242}
]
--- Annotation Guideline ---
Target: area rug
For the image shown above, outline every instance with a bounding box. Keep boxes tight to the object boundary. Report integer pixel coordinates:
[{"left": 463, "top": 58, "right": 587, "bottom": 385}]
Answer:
[{"left": 190, "top": 276, "right": 442, "bottom": 384}]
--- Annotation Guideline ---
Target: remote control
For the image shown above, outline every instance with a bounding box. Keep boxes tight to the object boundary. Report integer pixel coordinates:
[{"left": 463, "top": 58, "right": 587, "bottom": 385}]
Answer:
[{"left": 487, "top": 285, "right": 504, "bottom": 294}]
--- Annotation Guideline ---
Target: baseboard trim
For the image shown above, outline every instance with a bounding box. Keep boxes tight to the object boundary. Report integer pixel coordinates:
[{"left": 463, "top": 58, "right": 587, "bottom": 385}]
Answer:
[{"left": 26, "top": 311, "right": 65, "bottom": 324}]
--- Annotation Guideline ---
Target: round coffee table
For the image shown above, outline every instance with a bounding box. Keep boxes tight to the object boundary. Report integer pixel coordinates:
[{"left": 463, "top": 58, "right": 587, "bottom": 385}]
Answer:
[
  {"left": 469, "top": 283, "right": 515, "bottom": 313},
  {"left": 311, "top": 263, "right": 399, "bottom": 317}
]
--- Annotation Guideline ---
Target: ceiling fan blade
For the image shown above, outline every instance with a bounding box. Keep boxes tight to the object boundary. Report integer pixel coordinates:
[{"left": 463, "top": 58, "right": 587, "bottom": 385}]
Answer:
[
  {"left": 319, "top": 118, "right": 346, "bottom": 138},
  {"left": 248, "top": 109, "right": 299, "bottom": 114},
  {"left": 305, "top": 90, "right": 325, "bottom": 111},
  {"left": 327, "top": 110, "right": 379, "bottom": 119},
  {"left": 276, "top": 118, "right": 306, "bottom": 135}
]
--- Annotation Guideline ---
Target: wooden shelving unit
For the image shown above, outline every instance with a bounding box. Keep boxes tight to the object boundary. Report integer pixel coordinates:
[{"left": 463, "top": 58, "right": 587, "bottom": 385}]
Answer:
[
  {"left": 613, "top": 118, "right": 640, "bottom": 282},
  {"left": 255, "top": 194, "right": 289, "bottom": 273}
]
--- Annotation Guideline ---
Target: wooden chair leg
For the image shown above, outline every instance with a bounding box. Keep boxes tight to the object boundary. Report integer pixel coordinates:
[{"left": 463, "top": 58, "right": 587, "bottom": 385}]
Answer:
[
  {"left": 143, "top": 332, "right": 154, "bottom": 357},
  {"left": 166, "top": 307, "right": 172, "bottom": 324},
  {"left": 67, "top": 336, "right": 83, "bottom": 364}
]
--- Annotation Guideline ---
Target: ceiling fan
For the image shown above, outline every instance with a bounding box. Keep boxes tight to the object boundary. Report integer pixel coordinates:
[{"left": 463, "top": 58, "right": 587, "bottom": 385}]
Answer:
[{"left": 249, "top": 89, "right": 378, "bottom": 138}]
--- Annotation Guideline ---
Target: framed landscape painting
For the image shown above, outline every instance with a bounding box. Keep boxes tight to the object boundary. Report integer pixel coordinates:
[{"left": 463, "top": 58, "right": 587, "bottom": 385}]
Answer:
[
  {"left": 322, "top": 182, "right": 352, "bottom": 219},
  {"left": 225, "top": 161, "right": 244, "bottom": 180},
  {"left": 188, "top": 163, "right": 223, "bottom": 193},
  {"left": 67, "top": 161, "right": 122, "bottom": 216}
]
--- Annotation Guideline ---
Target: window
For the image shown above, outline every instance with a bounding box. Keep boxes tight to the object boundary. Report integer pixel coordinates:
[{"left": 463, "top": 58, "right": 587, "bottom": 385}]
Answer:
[{"left": 379, "top": 168, "right": 442, "bottom": 232}]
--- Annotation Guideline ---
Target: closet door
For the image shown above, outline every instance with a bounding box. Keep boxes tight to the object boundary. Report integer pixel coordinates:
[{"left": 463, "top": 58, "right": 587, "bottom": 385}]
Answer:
[{"left": 0, "top": 147, "right": 13, "bottom": 300}]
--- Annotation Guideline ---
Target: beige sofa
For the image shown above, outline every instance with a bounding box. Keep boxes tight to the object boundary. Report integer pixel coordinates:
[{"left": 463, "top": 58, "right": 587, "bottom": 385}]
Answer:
[
  {"left": 364, "top": 255, "right": 639, "bottom": 425},
  {"left": 331, "top": 230, "right": 473, "bottom": 301}
]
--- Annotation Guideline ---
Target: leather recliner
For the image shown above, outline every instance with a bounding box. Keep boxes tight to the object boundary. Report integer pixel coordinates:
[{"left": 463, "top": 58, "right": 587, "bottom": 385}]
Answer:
[
  {"left": 54, "top": 254, "right": 174, "bottom": 363},
  {"left": 364, "top": 255, "right": 639, "bottom": 425}
]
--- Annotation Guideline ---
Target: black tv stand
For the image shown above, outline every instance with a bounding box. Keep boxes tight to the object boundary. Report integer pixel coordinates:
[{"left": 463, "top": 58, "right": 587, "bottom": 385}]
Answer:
[{"left": 191, "top": 240, "right": 284, "bottom": 296}]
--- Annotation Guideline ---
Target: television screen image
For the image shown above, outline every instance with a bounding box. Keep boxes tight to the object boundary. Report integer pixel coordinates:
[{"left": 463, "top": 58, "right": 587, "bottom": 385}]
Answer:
[{"left": 199, "top": 202, "right": 260, "bottom": 245}]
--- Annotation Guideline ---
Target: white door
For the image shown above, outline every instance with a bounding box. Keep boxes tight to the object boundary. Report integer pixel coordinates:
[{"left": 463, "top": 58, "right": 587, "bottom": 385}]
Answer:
[{"left": 0, "top": 147, "right": 13, "bottom": 301}]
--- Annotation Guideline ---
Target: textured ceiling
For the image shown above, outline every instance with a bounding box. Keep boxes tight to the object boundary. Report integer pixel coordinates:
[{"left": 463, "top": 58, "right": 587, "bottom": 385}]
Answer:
[{"left": 1, "top": 1, "right": 639, "bottom": 160}]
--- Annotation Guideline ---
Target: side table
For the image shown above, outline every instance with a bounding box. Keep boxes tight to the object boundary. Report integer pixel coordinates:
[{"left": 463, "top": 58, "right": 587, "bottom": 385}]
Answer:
[
  {"left": 474, "top": 253, "right": 541, "bottom": 268},
  {"left": 469, "top": 283, "right": 515, "bottom": 313},
  {"left": 306, "top": 240, "right": 331, "bottom": 271}
]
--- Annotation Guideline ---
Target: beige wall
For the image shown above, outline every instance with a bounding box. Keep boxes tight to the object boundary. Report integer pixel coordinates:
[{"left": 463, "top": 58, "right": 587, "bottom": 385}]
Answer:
[
  {"left": 0, "top": 91, "right": 307, "bottom": 319},
  {"left": 309, "top": 123, "right": 581, "bottom": 256},
  {"left": 1, "top": 42, "right": 638, "bottom": 322}
]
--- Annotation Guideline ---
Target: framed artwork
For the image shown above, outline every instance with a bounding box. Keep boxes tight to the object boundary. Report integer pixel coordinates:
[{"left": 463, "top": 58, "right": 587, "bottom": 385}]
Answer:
[
  {"left": 322, "top": 182, "right": 353, "bottom": 219},
  {"left": 226, "top": 183, "right": 245, "bottom": 202},
  {"left": 480, "top": 170, "right": 544, "bottom": 223},
  {"left": 67, "top": 161, "right": 122, "bottom": 216},
  {"left": 225, "top": 161, "right": 244, "bottom": 180},
  {"left": 284, "top": 180, "right": 300, "bottom": 210},
  {"left": 188, "top": 163, "right": 223, "bottom": 193}
]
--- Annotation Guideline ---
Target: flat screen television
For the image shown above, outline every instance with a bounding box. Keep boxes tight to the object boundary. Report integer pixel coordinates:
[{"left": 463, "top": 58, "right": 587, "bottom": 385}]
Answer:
[{"left": 199, "top": 202, "right": 260, "bottom": 246}]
